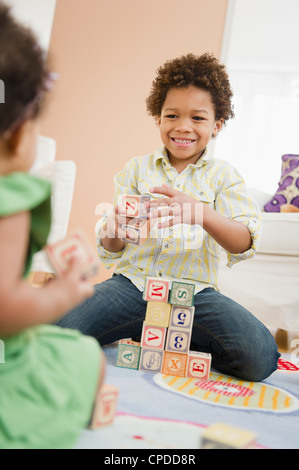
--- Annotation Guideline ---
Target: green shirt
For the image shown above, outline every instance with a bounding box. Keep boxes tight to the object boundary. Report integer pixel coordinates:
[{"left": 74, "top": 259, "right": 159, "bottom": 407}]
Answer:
[{"left": 0, "top": 172, "right": 52, "bottom": 277}]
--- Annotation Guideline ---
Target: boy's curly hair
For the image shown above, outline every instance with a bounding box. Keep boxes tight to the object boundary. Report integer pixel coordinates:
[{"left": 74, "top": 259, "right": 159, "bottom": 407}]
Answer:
[
  {"left": 0, "top": 2, "right": 49, "bottom": 134},
  {"left": 146, "top": 53, "right": 234, "bottom": 123}
]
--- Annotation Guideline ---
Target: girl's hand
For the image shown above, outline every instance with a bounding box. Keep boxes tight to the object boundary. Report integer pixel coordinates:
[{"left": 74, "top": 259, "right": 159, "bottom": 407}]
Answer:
[
  {"left": 147, "top": 183, "right": 204, "bottom": 228},
  {"left": 47, "top": 254, "right": 95, "bottom": 317}
]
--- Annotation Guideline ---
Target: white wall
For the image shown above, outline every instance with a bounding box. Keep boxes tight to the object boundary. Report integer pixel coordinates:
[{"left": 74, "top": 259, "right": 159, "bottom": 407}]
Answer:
[
  {"left": 215, "top": 0, "right": 299, "bottom": 195},
  {"left": 5, "top": 0, "right": 57, "bottom": 53},
  {"left": 222, "top": 0, "right": 299, "bottom": 72}
]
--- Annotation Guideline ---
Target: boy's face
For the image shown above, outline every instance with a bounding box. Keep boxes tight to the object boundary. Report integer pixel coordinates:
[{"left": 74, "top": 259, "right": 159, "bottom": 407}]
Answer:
[{"left": 158, "top": 86, "right": 223, "bottom": 171}]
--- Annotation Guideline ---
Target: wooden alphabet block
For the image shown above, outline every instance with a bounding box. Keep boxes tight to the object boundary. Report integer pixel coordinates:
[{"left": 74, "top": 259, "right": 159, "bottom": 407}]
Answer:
[
  {"left": 140, "top": 323, "right": 167, "bottom": 350},
  {"left": 139, "top": 348, "right": 164, "bottom": 373},
  {"left": 119, "top": 339, "right": 141, "bottom": 346},
  {"left": 200, "top": 422, "right": 257, "bottom": 449},
  {"left": 169, "top": 280, "right": 195, "bottom": 307},
  {"left": 162, "top": 351, "right": 188, "bottom": 377},
  {"left": 121, "top": 217, "right": 155, "bottom": 245},
  {"left": 145, "top": 301, "right": 171, "bottom": 327},
  {"left": 186, "top": 351, "right": 211, "bottom": 380},
  {"left": 165, "top": 327, "right": 191, "bottom": 354},
  {"left": 89, "top": 384, "right": 118, "bottom": 428},
  {"left": 116, "top": 342, "right": 141, "bottom": 370},
  {"left": 143, "top": 277, "right": 170, "bottom": 302},
  {"left": 119, "top": 194, "right": 151, "bottom": 218},
  {"left": 45, "top": 229, "right": 98, "bottom": 279},
  {"left": 169, "top": 305, "right": 194, "bottom": 330}
]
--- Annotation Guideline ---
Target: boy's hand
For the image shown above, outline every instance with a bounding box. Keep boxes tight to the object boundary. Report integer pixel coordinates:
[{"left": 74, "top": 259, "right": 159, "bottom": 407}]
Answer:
[
  {"left": 105, "top": 205, "right": 134, "bottom": 239},
  {"left": 147, "top": 183, "right": 204, "bottom": 228}
]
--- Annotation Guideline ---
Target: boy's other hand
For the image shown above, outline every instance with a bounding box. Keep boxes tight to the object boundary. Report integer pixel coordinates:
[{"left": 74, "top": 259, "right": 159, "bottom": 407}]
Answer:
[{"left": 147, "top": 183, "right": 204, "bottom": 228}]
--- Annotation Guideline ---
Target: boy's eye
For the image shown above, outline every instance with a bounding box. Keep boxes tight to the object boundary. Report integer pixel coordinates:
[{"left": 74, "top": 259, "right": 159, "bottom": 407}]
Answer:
[
  {"left": 193, "top": 116, "right": 204, "bottom": 121},
  {"left": 165, "top": 114, "right": 177, "bottom": 119}
]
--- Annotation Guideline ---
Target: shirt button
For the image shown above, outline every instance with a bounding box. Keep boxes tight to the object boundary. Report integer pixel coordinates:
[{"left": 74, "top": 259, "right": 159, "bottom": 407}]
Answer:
[
  {"left": 164, "top": 243, "right": 169, "bottom": 249},
  {"left": 176, "top": 183, "right": 181, "bottom": 188},
  {"left": 158, "top": 272, "right": 163, "bottom": 277}
]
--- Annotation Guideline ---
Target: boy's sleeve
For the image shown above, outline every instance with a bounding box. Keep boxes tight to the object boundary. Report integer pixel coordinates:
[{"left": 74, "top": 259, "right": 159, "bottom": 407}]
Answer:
[
  {"left": 95, "top": 158, "right": 139, "bottom": 268},
  {"left": 214, "top": 166, "right": 262, "bottom": 267}
]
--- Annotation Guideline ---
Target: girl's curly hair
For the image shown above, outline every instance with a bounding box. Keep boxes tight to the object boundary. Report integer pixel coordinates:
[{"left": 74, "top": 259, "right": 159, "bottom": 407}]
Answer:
[
  {"left": 146, "top": 53, "right": 234, "bottom": 124},
  {"left": 0, "top": 2, "right": 49, "bottom": 135}
]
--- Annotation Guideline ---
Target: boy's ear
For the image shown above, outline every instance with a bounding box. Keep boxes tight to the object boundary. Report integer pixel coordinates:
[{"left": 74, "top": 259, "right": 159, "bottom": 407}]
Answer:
[{"left": 212, "top": 118, "right": 224, "bottom": 137}]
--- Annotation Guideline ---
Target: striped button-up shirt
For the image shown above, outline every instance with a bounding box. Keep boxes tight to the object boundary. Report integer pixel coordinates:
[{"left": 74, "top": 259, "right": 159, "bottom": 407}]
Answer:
[{"left": 96, "top": 146, "right": 261, "bottom": 293}]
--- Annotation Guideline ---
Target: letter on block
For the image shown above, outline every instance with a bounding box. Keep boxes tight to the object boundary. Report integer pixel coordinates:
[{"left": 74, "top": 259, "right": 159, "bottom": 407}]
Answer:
[
  {"left": 145, "top": 301, "right": 171, "bottom": 327},
  {"left": 169, "top": 280, "right": 195, "bottom": 307},
  {"left": 140, "top": 324, "right": 167, "bottom": 350},
  {"left": 200, "top": 422, "right": 257, "bottom": 449},
  {"left": 119, "top": 194, "right": 150, "bottom": 218},
  {"left": 169, "top": 305, "right": 194, "bottom": 330},
  {"left": 121, "top": 218, "right": 154, "bottom": 246},
  {"left": 116, "top": 343, "right": 141, "bottom": 370},
  {"left": 186, "top": 351, "right": 211, "bottom": 380},
  {"left": 143, "top": 277, "right": 170, "bottom": 302},
  {"left": 162, "top": 351, "right": 188, "bottom": 377},
  {"left": 45, "top": 228, "right": 98, "bottom": 279},
  {"left": 165, "top": 327, "right": 191, "bottom": 354},
  {"left": 139, "top": 348, "right": 164, "bottom": 373},
  {"left": 89, "top": 384, "right": 118, "bottom": 428}
]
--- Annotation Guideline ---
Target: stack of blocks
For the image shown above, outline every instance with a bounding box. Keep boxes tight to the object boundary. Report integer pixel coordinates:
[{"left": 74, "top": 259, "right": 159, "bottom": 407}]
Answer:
[
  {"left": 119, "top": 194, "right": 152, "bottom": 246},
  {"left": 116, "top": 276, "right": 211, "bottom": 380}
]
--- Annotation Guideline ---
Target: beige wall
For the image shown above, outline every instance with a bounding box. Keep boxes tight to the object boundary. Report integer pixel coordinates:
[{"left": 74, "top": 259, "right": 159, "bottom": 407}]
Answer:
[{"left": 40, "top": 0, "right": 228, "bottom": 284}]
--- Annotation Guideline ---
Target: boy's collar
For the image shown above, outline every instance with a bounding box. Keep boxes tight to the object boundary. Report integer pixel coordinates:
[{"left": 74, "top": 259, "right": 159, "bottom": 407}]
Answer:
[{"left": 154, "top": 145, "right": 210, "bottom": 168}]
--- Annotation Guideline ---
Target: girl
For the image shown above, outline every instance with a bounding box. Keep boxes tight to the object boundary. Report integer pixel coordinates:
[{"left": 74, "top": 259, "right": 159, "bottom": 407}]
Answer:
[{"left": 0, "top": 3, "right": 105, "bottom": 449}]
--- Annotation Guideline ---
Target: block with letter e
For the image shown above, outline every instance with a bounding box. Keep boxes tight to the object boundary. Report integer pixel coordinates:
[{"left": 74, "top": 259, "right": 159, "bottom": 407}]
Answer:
[
  {"left": 89, "top": 384, "right": 118, "bottom": 428},
  {"left": 186, "top": 351, "right": 211, "bottom": 380},
  {"left": 143, "top": 277, "right": 170, "bottom": 303},
  {"left": 116, "top": 342, "right": 141, "bottom": 370}
]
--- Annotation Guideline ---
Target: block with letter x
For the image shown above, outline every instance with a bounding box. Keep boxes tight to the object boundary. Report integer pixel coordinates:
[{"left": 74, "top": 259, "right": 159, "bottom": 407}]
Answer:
[{"left": 162, "top": 351, "right": 188, "bottom": 377}]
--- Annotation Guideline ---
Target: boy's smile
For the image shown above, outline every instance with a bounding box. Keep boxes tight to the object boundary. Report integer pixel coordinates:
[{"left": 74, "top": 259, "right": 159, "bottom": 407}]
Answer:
[{"left": 158, "top": 86, "right": 223, "bottom": 172}]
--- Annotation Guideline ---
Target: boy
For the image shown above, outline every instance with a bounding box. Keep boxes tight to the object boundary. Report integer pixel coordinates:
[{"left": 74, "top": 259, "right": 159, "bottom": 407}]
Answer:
[{"left": 58, "top": 53, "right": 279, "bottom": 381}]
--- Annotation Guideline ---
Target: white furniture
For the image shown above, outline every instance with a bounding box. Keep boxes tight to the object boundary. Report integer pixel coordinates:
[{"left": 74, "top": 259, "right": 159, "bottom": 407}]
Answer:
[
  {"left": 29, "top": 135, "right": 76, "bottom": 275},
  {"left": 218, "top": 187, "right": 299, "bottom": 334}
]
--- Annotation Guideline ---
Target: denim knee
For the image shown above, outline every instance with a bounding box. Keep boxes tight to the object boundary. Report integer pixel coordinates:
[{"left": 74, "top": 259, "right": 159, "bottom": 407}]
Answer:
[{"left": 222, "top": 329, "right": 280, "bottom": 381}]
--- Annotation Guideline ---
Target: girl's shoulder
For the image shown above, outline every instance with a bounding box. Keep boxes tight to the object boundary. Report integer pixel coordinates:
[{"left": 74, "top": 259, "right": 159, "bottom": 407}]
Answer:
[{"left": 0, "top": 172, "right": 51, "bottom": 217}]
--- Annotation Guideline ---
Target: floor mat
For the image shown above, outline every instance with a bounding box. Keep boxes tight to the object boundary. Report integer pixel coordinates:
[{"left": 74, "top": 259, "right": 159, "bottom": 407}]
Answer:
[{"left": 75, "top": 343, "right": 299, "bottom": 449}]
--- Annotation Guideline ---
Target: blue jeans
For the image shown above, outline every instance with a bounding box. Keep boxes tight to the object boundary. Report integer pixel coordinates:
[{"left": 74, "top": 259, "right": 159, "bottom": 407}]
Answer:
[{"left": 56, "top": 274, "right": 280, "bottom": 381}]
